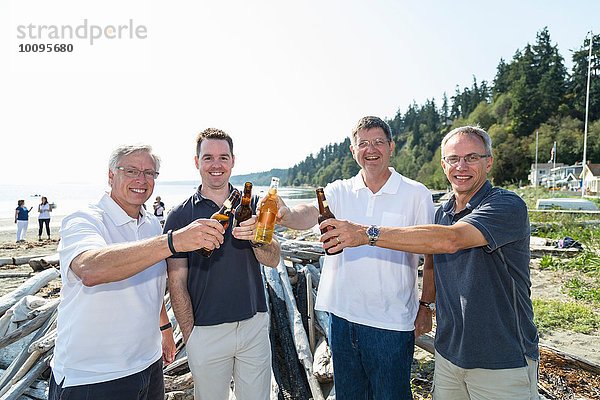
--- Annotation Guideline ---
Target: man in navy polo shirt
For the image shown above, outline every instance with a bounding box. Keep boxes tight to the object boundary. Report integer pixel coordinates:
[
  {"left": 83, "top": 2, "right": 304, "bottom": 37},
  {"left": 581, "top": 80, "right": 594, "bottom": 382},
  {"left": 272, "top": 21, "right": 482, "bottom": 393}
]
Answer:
[
  {"left": 322, "top": 126, "right": 539, "bottom": 400},
  {"left": 164, "top": 128, "right": 280, "bottom": 400}
]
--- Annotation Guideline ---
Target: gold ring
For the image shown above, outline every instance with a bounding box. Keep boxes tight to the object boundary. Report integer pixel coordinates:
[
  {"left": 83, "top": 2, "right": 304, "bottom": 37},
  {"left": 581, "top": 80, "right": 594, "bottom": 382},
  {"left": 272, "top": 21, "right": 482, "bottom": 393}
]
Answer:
[{"left": 336, "top": 237, "right": 341, "bottom": 244}]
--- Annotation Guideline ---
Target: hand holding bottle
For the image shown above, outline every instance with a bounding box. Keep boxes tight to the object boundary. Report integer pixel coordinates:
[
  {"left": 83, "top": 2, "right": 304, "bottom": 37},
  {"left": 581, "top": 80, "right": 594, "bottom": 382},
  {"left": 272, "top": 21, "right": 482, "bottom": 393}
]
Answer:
[
  {"left": 232, "top": 215, "right": 257, "bottom": 241},
  {"left": 171, "top": 219, "right": 225, "bottom": 253}
]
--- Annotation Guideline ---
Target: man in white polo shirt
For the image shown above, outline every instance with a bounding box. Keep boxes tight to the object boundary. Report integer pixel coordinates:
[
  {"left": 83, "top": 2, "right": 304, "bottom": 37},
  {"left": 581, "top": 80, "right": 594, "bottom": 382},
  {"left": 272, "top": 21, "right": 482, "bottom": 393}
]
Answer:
[
  {"left": 50, "top": 144, "right": 226, "bottom": 400},
  {"left": 275, "top": 116, "right": 435, "bottom": 400}
]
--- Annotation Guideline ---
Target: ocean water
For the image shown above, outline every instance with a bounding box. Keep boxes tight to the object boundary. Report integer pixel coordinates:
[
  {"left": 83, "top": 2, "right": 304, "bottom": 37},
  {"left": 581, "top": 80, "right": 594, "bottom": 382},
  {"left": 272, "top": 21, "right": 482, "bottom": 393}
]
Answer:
[{"left": 0, "top": 182, "right": 315, "bottom": 223}]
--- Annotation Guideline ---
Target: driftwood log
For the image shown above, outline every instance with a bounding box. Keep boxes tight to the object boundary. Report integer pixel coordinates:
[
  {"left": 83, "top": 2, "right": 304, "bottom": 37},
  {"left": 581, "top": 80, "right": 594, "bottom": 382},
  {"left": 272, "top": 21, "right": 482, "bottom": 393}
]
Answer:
[
  {"left": 264, "top": 266, "right": 313, "bottom": 400},
  {"left": 0, "top": 256, "right": 49, "bottom": 268},
  {"left": 0, "top": 300, "right": 59, "bottom": 350},
  {"left": 0, "top": 269, "right": 60, "bottom": 317},
  {"left": 28, "top": 255, "right": 60, "bottom": 273}
]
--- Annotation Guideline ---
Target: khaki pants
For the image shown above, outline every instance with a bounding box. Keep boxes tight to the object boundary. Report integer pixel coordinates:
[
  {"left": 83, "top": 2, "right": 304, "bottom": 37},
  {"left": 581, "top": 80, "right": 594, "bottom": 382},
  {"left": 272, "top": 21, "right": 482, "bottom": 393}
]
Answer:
[
  {"left": 433, "top": 350, "right": 539, "bottom": 400},
  {"left": 186, "top": 312, "right": 271, "bottom": 400}
]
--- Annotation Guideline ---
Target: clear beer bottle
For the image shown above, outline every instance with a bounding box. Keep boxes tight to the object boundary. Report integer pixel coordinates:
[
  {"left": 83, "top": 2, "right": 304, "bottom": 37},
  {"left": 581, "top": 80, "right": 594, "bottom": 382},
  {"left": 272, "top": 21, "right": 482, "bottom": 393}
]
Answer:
[{"left": 254, "top": 177, "right": 279, "bottom": 244}]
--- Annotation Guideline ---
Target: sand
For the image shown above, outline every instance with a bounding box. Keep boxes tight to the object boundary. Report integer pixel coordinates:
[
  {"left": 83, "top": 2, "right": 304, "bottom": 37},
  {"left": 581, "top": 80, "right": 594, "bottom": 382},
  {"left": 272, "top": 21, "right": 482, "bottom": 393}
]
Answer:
[{"left": 0, "top": 217, "right": 598, "bottom": 366}]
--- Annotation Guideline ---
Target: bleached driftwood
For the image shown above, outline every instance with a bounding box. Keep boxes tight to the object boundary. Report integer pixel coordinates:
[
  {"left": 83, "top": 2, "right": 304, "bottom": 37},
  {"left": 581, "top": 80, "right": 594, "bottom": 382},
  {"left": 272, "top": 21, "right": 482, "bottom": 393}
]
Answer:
[
  {"left": 28, "top": 327, "right": 57, "bottom": 355},
  {"left": 0, "top": 369, "right": 45, "bottom": 400},
  {"left": 0, "top": 255, "right": 47, "bottom": 268},
  {"left": 306, "top": 272, "right": 316, "bottom": 353},
  {"left": 12, "top": 256, "right": 49, "bottom": 267},
  {"left": 279, "top": 239, "right": 325, "bottom": 262},
  {"left": 0, "top": 309, "right": 56, "bottom": 392},
  {"left": 0, "top": 300, "right": 59, "bottom": 350},
  {"left": 28, "top": 254, "right": 60, "bottom": 272},
  {"left": 0, "top": 269, "right": 60, "bottom": 316},
  {"left": 313, "top": 336, "right": 333, "bottom": 383},
  {"left": 0, "top": 274, "right": 33, "bottom": 280},
  {"left": 0, "top": 353, "right": 51, "bottom": 400},
  {"left": 415, "top": 333, "right": 435, "bottom": 355},
  {"left": 266, "top": 259, "right": 325, "bottom": 400}
]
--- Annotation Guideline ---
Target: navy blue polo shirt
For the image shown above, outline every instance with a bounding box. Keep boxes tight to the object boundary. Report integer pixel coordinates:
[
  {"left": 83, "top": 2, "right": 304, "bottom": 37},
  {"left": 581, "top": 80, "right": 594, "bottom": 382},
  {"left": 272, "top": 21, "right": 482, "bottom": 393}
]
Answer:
[
  {"left": 433, "top": 181, "right": 539, "bottom": 369},
  {"left": 164, "top": 185, "right": 267, "bottom": 326}
]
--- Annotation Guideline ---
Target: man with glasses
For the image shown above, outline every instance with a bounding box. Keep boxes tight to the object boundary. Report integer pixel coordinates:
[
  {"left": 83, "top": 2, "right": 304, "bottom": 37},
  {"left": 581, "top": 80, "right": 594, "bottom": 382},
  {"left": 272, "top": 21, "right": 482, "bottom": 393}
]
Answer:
[
  {"left": 322, "top": 126, "right": 540, "bottom": 399},
  {"left": 50, "top": 144, "right": 226, "bottom": 400},
  {"left": 275, "top": 116, "right": 435, "bottom": 399}
]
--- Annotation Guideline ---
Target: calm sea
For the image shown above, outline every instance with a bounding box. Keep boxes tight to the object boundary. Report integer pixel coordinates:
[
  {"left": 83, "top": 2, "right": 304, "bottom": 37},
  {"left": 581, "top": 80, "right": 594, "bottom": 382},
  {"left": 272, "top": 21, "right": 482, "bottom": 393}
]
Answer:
[{"left": 0, "top": 182, "right": 316, "bottom": 228}]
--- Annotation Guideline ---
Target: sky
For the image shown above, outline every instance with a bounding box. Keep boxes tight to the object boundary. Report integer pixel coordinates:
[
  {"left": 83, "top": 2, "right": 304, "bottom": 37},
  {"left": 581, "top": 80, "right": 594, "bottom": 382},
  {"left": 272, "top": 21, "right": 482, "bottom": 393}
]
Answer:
[{"left": 1, "top": 0, "right": 599, "bottom": 185}]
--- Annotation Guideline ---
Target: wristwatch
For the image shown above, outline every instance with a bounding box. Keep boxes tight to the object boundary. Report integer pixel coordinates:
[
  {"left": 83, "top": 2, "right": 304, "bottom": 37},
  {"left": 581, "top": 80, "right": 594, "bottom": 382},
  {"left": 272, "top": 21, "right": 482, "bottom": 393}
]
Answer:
[
  {"left": 419, "top": 301, "right": 435, "bottom": 312},
  {"left": 366, "top": 225, "right": 380, "bottom": 246}
]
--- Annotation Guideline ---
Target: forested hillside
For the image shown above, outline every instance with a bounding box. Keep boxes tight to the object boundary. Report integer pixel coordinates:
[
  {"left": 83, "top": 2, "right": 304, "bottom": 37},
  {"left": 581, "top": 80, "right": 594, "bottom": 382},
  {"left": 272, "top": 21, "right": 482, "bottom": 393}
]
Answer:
[{"left": 261, "top": 28, "right": 599, "bottom": 190}]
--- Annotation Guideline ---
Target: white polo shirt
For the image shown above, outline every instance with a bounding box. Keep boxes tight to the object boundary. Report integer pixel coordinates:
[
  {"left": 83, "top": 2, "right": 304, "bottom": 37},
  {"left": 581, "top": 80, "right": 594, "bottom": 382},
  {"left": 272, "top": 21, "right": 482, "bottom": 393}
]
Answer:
[
  {"left": 52, "top": 193, "right": 166, "bottom": 387},
  {"left": 315, "top": 168, "right": 434, "bottom": 331}
]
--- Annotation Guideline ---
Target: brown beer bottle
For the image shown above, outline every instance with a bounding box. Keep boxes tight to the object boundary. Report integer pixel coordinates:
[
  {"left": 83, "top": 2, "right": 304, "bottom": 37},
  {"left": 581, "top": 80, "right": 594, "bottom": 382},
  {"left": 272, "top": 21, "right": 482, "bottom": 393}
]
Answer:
[
  {"left": 198, "top": 190, "right": 241, "bottom": 257},
  {"left": 316, "top": 187, "right": 342, "bottom": 255},
  {"left": 234, "top": 182, "right": 253, "bottom": 227},
  {"left": 254, "top": 177, "right": 279, "bottom": 244}
]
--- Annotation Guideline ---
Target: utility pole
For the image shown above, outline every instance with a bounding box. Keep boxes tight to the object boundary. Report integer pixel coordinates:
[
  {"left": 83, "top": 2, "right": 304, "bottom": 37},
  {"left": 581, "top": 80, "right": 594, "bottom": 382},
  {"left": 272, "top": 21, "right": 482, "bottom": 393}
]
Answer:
[{"left": 582, "top": 30, "right": 593, "bottom": 197}]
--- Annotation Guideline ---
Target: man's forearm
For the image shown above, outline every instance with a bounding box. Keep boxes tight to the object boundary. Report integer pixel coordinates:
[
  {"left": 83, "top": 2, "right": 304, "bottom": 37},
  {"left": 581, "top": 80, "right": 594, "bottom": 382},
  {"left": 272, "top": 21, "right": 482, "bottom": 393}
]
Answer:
[
  {"left": 420, "top": 254, "right": 435, "bottom": 303},
  {"left": 72, "top": 234, "right": 172, "bottom": 286},
  {"left": 280, "top": 204, "right": 319, "bottom": 230},
  {"left": 168, "top": 279, "right": 195, "bottom": 342}
]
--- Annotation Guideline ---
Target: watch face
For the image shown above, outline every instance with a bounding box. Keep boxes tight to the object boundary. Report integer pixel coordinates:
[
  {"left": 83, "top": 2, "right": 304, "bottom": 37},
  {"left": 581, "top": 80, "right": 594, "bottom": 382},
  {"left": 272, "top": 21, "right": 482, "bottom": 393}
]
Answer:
[{"left": 367, "top": 225, "right": 380, "bottom": 237}]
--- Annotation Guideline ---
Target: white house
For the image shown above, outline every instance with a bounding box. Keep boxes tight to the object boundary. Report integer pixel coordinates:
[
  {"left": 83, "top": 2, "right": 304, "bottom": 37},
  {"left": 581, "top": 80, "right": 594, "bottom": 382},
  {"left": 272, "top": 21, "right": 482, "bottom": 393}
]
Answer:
[
  {"left": 581, "top": 163, "right": 600, "bottom": 195},
  {"left": 529, "top": 163, "right": 564, "bottom": 187}
]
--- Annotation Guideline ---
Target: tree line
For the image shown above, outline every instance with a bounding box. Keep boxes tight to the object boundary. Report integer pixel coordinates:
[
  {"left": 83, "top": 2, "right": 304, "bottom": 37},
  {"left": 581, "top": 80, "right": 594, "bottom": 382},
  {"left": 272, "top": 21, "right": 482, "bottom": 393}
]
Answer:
[{"left": 235, "top": 28, "right": 600, "bottom": 189}]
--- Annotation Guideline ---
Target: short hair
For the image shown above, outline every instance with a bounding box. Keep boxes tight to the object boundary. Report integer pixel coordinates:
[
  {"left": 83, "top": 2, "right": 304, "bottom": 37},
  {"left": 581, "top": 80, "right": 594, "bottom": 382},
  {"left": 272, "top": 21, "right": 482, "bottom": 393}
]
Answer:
[
  {"left": 441, "top": 126, "right": 493, "bottom": 157},
  {"left": 108, "top": 144, "right": 161, "bottom": 172},
  {"left": 196, "top": 128, "right": 234, "bottom": 156},
  {"left": 351, "top": 116, "right": 392, "bottom": 144},
  {"left": 18, "top": 200, "right": 24, "bottom": 206}
]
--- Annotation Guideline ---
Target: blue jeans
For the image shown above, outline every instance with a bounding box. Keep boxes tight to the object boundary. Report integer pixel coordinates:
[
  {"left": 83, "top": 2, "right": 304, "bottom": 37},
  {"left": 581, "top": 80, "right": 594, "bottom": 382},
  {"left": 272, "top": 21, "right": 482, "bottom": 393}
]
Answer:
[
  {"left": 49, "top": 358, "right": 164, "bottom": 400},
  {"left": 330, "top": 314, "right": 414, "bottom": 400}
]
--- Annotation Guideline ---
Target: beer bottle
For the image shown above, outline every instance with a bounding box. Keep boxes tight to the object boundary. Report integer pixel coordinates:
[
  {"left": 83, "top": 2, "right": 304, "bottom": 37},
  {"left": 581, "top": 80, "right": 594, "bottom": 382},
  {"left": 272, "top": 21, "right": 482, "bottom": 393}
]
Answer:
[
  {"left": 234, "top": 182, "right": 253, "bottom": 227},
  {"left": 198, "top": 190, "right": 241, "bottom": 257},
  {"left": 254, "top": 177, "right": 279, "bottom": 244},
  {"left": 316, "top": 187, "right": 342, "bottom": 255}
]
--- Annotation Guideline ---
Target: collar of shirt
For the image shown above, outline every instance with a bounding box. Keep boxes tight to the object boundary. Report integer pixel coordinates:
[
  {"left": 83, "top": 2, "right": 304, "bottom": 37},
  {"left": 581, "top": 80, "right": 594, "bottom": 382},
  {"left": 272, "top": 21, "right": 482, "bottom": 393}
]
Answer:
[
  {"left": 350, "top": 167, "right": 403, "bottom": 195},
  {"left": 442, "top": 180, "right": 494, "bottom": 216},
  {"left": 99, "top": 193, "right": 150, "bottom": 227},
  {"left": 192, "top": 183, "right": 236, "bottom": 206}
]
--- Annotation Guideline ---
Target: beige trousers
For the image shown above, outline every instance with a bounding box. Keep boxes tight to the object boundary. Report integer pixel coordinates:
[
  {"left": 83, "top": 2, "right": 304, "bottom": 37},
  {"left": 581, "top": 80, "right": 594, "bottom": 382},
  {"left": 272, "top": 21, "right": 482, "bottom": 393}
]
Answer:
[
  {"left": 433, "top": 350, "right": 539, "bottom": 400},
  {"left": 186, "top": 312, "right": 271, "bottom": 400}
]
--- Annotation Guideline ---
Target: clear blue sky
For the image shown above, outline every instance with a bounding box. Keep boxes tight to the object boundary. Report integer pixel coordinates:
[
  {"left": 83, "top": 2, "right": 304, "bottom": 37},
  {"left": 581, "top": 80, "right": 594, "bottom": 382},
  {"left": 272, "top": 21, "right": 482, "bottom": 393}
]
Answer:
[{"left": 1, "top": 0, "right": 598, "bottom": 184}]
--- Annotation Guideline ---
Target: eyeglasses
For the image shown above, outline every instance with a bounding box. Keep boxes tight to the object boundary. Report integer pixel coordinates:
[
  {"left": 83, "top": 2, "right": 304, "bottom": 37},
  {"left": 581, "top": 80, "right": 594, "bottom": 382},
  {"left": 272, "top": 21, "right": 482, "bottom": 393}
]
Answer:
[
  {"left": 442, "top": 153, "right": 490, "bottom": 165},
  {"left": 355, "top": 138, "right": 390, "bottom": 149},
  {"left": 116, "top": 166, "right": 159, "bottom": 179}
]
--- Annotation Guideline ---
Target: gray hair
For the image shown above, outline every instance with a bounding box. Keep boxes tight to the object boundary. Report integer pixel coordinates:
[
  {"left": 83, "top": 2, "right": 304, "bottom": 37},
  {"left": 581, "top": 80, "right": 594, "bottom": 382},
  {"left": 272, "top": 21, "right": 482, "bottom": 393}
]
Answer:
[
  {"left": 441, "top": 126, "right": 493, "bottom": 157},
  {"left": 351, "top": 116, "right": 392, "bottom": 144},
  {"left": 108, "top": 144, "right": 161, "bottom": 172}
]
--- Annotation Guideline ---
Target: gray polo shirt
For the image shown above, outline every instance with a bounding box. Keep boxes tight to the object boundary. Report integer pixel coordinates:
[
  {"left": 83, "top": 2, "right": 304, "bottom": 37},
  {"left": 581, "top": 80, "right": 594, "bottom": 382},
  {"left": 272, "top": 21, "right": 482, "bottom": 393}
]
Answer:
[
  {"left": 434, "top": 181, "right": 539, "bottom": 369},
  {"left": 164, "top": 185, "right": 267, "bottom": 326}
]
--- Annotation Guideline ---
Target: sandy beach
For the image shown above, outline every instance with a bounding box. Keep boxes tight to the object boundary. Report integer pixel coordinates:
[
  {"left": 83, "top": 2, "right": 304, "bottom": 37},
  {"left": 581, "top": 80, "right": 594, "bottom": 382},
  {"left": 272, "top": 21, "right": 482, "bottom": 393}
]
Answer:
[{"left": 0, "top": 216, "right": 598, "bottom": 367}]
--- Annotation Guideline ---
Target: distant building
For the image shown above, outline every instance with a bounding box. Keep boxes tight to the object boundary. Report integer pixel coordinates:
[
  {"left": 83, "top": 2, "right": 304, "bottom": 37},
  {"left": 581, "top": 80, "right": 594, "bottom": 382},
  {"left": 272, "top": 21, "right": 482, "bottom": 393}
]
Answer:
[
  {"left": 529, "top": 163, "right": 564, "bottom": 187},
  {"left": 581, "top": 163, "right": 600, "bottom": 195},
  {"left": 551, "top": 164, "right": 584, "bottom": 191}
]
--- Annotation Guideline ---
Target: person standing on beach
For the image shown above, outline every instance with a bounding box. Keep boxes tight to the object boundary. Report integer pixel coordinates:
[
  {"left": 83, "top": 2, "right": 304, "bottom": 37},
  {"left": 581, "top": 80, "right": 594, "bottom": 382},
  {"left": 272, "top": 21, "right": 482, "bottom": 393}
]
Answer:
[
  {"left": 164, "top": 128, "right": 280, "bottom": 400},
  {"left": 50, "top": 144, "right": 226, "bottom": 400},
  {"left": 153, "top": 195, "right": 166, "bottom": 226},
  {"left": 274, "top": 116, "right": 435, "bottom": 400},
  {"left": 14, "top": 200, "right": 32, "bottom": 243},
  {"left": 322, "top": 126, "right": 540, "bottom": 400},
  {"left": 37, "top": 196, "right": 52, "bottom": 241}
]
